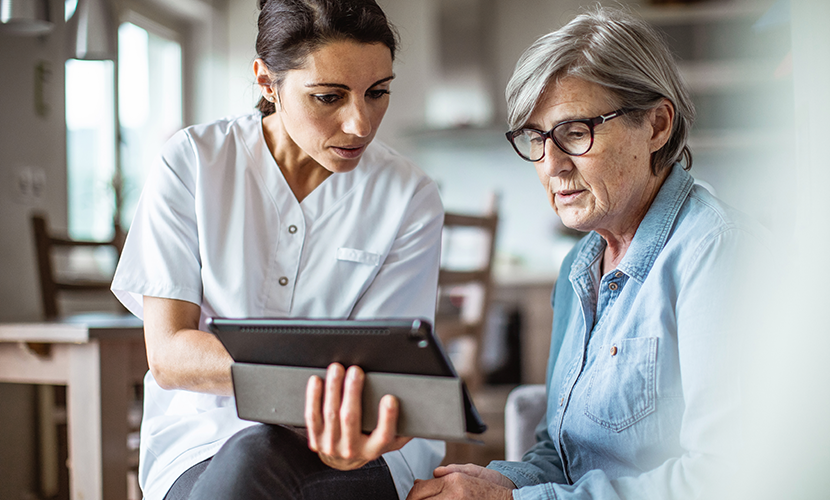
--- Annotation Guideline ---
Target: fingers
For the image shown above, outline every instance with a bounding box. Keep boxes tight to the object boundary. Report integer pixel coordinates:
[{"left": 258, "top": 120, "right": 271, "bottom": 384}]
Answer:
[
  {"left": 340, "top": 365, "right": 365, "bottom": 440},
  {"left": 321, "top": 363, "right": 346, "bottom": 452},
  {"left": 406, "top": 478, "right": 442, "bottom": 500},
  {"left": 365, "top": 394, "right": 403, "bottom": 456},
  {"left": 433, "top": 465, "right": 516, "bottom": 489},
  {"left": 408, "top": 473, "right": 514, "bottom": 500},
  {"left": 306, "top": 364, "right": 411, "bottom": 471},
  {"left": 304, "top": 374, "right": 324, "bottom": 452},
  {"left": 434, "top": 463, "right": 482, "bottom": 478}
]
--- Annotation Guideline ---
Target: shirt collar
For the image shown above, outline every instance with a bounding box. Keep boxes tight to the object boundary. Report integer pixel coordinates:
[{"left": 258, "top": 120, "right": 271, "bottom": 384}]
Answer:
[{"left": 569, "top": 162, "right": 694, "bottom": 284}]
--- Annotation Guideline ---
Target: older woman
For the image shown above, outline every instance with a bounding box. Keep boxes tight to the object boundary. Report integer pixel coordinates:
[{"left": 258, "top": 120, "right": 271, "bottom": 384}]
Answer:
[
  {"left": 408, "top": 6, "right": 768, "bottom": 500},
  {"left": 111, "top": 1, "right": 444, "bottom": 499}
]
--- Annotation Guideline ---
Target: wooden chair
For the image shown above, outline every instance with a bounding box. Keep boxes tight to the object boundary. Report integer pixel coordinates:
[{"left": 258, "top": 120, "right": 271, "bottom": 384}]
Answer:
[
  {"left": 434, "top": 208, "right": 499, "bottom": 393},
  {"left": 31, "top": 213, "right": 125, "bottom": 319},
  {"left": 434, "top": 206, "right": 502, "bottom": 467}
]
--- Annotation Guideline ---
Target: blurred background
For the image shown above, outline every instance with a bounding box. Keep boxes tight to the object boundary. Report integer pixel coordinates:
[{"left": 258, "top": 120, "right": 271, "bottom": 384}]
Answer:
[{"left": 1, "top": 0, "right": 829, "bottom": 498}]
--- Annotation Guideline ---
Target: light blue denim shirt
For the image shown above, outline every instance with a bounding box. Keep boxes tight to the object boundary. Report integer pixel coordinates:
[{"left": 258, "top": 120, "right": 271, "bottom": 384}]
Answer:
[{"left": 488, "top": 163, "right": 770, "bottom": 500}]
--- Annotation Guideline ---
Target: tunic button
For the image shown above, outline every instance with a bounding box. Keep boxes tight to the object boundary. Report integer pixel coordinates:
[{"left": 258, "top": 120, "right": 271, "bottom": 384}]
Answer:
[
  {"left": 610, "top": 346, "right": 618, "bottom": 356},
  {"left": 608, "top": 282, "right": 618, "bottom": 291},
  {"left": 279, "top": 277, "right": 289, "bottom": 286},
  {"left": 288, "top": 225, "right": 298, "bottom": 234}
]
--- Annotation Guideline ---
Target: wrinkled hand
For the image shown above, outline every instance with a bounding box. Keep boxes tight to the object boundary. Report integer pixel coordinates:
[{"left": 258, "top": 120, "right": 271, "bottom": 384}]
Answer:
[
  {"left": 305, "top": 363, "right": 412, "bottom": 470},
  {"left": 406, "top": 464, "right": 516, "bottom": 500}
]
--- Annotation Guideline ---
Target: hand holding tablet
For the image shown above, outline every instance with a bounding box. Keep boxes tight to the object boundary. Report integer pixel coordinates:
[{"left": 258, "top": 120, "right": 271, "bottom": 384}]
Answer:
[{"left": 305, "top": 363, "right": 413, "bottom": 470}]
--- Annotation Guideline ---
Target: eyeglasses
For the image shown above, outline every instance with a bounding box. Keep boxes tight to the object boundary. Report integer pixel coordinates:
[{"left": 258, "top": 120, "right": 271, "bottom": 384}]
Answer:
[{"left": 505, "top": 108, "right": 632, "bottom": 162}]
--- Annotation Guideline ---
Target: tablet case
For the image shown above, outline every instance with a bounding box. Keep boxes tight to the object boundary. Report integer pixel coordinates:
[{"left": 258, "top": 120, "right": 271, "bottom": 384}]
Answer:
[
  {"left": 208, "top": 317, "right": 487, "bottom": 440},
  {"left": 231, "top": 364, "right": 470, "bottom": 441}
]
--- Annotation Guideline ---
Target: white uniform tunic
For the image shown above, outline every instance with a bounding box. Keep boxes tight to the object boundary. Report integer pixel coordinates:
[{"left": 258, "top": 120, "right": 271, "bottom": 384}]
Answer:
[{"left": 111, "top": 114, "right": 445, "bottom": 500}]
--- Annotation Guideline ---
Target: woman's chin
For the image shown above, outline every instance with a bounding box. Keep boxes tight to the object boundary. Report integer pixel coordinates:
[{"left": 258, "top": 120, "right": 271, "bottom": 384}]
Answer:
[
  {"left": 317, "top": 152, "right": 363, "bottom": 174},
  {"left": 555, "top": 209, "right": 588, "bottom": 233},
  {"left": 323, "top": 159, "right": 361, "bottom": 174}
]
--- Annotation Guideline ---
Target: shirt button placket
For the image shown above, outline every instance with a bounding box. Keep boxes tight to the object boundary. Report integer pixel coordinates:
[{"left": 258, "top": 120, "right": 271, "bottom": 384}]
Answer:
[
  {"left": 282, "top": 223, "right": 301, "bottom": 290},
  {"left": 270, "top": 220, "right": 303, "bottom": 312}
]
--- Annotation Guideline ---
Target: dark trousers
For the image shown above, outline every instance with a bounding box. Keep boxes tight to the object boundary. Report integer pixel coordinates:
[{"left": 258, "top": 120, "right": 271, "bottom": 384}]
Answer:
[{"left": 163, "top": 424, "right": 399, "bottom": 500}]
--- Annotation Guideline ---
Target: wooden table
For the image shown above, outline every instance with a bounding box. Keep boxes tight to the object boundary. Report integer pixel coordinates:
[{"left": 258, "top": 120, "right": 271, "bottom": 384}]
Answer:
[{"left": 0, "top": 313, "right": 147, "bottom": 500}]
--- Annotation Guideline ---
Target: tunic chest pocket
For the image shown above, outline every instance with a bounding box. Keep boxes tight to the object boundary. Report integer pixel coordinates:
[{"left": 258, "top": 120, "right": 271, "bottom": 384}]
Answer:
[
  {"left": 336, "top": 247, "right": 381, "bottom": 266},
  {"left": 584, "top": 337, "right": 658, "bottom": 432}
]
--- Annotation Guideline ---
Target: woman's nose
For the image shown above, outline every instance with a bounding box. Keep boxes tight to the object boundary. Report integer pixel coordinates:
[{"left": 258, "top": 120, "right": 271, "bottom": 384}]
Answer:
[
  {"left": 538, "top": 138, "right": 572, "bottom": 177},
  {"left": 342, "top": 100, "right": 372, "bottom": 137}
]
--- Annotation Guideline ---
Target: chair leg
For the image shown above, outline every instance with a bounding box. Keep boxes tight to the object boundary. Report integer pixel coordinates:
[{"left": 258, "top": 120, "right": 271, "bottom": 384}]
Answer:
[{"left": 36, "top": 385, "right": 61, "bottom": 498}]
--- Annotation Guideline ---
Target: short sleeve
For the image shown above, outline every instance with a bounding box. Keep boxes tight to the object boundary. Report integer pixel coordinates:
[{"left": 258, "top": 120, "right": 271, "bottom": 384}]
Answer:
[{"left": 111, "top": 129, "right": 203, "bottom": 319}]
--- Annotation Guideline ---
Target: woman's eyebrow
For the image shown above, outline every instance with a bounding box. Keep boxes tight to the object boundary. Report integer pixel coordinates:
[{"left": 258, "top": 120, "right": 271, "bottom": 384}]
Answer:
[
  {"left": 524, "top": 113, "right": 583, "bottom": 130},
  {"left": 304, "top": 75, "right": 395, "bottom": 90},
  {"left": 370, "top": 75, "right": 395, "bottom": 87},
  {"left": 305, "top": 82, "right": 349, "bottom": 90}
]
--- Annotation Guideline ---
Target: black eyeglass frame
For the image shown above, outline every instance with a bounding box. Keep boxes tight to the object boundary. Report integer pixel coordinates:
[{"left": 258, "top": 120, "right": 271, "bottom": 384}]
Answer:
[{"left": 505, "top": 108, "right": 633, "bottom": 162}]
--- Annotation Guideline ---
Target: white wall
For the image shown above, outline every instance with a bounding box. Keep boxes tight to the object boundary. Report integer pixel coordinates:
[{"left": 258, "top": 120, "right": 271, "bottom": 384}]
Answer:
[
  {"left": 0, "top": 2, "right": 70, "bottom": 496},
  {"left": 0, "top": 0, "right": 70, "bottom": 323},
  {"left": 226, "top": 0, "right": 259, "bottom": 115}
]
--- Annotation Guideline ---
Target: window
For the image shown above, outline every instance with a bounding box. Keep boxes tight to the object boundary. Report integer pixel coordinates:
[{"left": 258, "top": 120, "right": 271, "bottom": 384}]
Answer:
[
  {"left": 117, "top": 21, "right": 183, "bottom": 231},
  {"left": 65, "top": 59, "right": 116, "bottom": 240},
  {"left": 66, "top": 17, "right": 182, "bottom": 240}
]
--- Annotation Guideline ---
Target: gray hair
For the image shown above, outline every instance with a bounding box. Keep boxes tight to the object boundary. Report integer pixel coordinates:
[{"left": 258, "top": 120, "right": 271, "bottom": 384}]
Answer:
[{"left": 505, "top": 6, "right": 695, "bottom": 173}]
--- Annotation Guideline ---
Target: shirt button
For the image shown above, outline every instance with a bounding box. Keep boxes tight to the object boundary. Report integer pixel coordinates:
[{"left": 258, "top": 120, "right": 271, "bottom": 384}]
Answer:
[
  {"left": 608, "top": 282, "right": 618, "bottom": 291},
  {"left": 615, "top": 271, "right": 623, "bottom": 278},
  {"left": 279, "top": 277, "right": 289, "bottom": 286},
  {"left": 288, "top": 225, "right": 298, "bottom": 234},
  {"left": 559, "top": 397, "right": 564, "bottom": 406},
  {"left": 610, "top": 346, "right": 618, "bottom": 356}
]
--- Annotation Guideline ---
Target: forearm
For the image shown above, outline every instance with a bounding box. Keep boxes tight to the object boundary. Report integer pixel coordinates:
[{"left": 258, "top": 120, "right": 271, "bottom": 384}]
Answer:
[
  {"left": 148, "top": 327, "right": 234, "bottom": 395},
  {"left": 143, "top": 296, "right": 234, "bottom": 396},
  {"left": 488, "top": 407, "right": 568, "bottom": 489}
]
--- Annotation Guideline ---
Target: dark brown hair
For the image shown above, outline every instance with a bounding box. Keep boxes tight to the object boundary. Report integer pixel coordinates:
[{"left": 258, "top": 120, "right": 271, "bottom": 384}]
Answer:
[{"left": 256, "top": 0, "right": 399, "bottom": 115}]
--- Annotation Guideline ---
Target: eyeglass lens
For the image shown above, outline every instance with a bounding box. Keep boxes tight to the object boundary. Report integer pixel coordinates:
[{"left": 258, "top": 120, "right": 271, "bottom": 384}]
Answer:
[{"left": 513, "top": 121, "right": 593, "bottom": 161}]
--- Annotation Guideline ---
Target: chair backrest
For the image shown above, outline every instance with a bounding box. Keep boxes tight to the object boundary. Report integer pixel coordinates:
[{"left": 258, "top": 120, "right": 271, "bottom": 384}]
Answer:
[
  {"left": 435, "top": 208, "right": 499, "bottom": 391},
  {"left": 31, "top": 213, "right": 124, "bottom": 319},
  {"left": 504, "top": 383, "right": 547, "bottom": 461}
]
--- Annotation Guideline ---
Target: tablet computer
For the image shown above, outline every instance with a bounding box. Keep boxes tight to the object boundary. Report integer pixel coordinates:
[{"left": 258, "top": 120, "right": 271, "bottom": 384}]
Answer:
[{"left": 208, "top": 317, "right": 487, "bottom": 437}]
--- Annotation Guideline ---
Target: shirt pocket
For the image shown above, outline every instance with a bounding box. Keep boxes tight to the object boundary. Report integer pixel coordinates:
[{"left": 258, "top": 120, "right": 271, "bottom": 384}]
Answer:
[
  {"left": 584, "top": 337, "right": 658, "bottom": 432},
  {"left": 336, "top": 247, "right": 381, "bottom": 266}
]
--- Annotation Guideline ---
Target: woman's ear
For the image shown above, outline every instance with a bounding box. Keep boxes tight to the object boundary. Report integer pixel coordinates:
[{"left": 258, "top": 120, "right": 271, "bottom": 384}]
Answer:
[
  {"left": 648, "top": 99, "right": 675, "bottom": 154},
  {"left": 253, "top": 58, "right": 277, "bottom": 104}
]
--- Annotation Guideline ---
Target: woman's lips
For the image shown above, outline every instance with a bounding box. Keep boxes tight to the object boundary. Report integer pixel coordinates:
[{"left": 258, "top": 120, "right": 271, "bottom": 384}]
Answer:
[
  {"left": 556, "top": 189, "right": 585, "bottom": 203},
  {"left": 331, "top": 144, "right": 366, "bottom": 159}
]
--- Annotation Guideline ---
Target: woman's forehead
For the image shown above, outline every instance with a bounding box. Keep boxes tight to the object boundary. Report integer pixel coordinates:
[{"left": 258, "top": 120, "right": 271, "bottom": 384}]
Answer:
[
  {"left": 293, "top": 40, "right": 393, "bottom": 86},
  {"left": 529, "top": 77, "right": 613, "bottom": 125}
]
